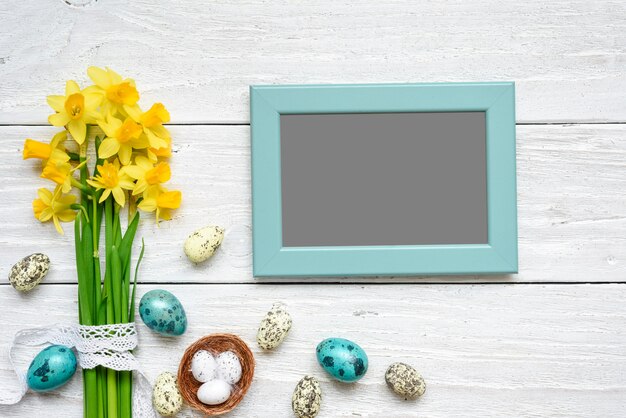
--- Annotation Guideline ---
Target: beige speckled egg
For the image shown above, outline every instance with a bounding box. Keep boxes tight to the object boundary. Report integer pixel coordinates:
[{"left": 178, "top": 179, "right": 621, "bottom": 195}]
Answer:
[
  {"left": 184, "top": 226, "right": 224, "bottom": 263},
  {"left": 152, "top": 372, "right": 183, "bottom": 416},
  {"left": 257, "top": 302, "right": 292, "bottom": 350},
  {"left": 385, "top": 362, "right": 426, "bottom": 399},
  {"left": 8, "top": 253, "right": 50, "bottom": 292},
  {"left": 292, "top": 375, "right": 322, "bottom": 418}
]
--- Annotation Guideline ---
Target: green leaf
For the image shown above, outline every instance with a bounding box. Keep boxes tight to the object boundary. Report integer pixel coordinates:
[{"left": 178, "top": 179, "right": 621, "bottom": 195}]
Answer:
[
  {"left": 119, "top": 212, "right": 139, "bottom": 261},
  {"left": 80, "top": 217, "right": 94, "bottom": 325},
  {"left": 111, "top": 245, "right": 123, "bottom": 324},
  {"left": 98, "top": 296, "right": 108, "bottom": 326},
  {"left": 128, "top": 239, "right": 145, "bottom": 322}
]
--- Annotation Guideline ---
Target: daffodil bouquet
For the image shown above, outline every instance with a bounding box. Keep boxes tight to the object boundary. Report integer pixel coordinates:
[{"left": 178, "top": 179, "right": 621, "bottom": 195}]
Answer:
[{"left": 23, "top": 67, "right": 182, "bottom": 418}]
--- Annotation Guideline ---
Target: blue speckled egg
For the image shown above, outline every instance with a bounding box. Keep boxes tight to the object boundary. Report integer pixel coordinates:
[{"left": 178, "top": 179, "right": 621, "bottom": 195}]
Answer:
[
  {"left": 27, "top": 345, "right": 77, "bottom": 392},
  {"left": 139, "top": 289, "right": 187, "bottom": 336},
  {"left": 316, "top": 337, "right": 368, "bottom": 382}
]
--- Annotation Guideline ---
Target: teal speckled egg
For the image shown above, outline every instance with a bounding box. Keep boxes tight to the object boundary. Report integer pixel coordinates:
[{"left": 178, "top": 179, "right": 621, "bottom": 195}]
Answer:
[
  {"left": 27, "top": 345, "right": 77, "bottom": 392},
  {"left": 139, "top": 289, "right": 187, "bottom": 336},
  {"left": 316, "top": 338, "right": 368, "bottom": 382}
]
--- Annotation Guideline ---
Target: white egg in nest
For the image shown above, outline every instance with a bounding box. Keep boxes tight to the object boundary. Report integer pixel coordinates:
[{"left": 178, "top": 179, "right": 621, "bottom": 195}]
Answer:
[
  {"left": 216, "top": 351, "right": 242, "bottom": 385},
  {"left": 197, "top": 379, "right": 232, "bottom": 405},
  {"left": 190, "top": 350, "right": 218, "bottom": 383}
]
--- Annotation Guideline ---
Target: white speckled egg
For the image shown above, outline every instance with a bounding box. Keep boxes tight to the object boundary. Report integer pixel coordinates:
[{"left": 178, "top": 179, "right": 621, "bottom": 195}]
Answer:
[
  {"left": 292, "top": 375, "right": 322, "bottom": 418},
  {"left": 152, "top": 372, "right": 183, "bottom": 416},
  {"left": 257, "top": 302, "right": 292, "bottom": 350},
  {"left": 216, "top": 351, "right": 242, "bottom": 385},
  {"left": 184, "top": 226, "right": 224, "bottom": 263},
  {"left": 8, "top": 253, "right": 50, "bottom": 292},
  {"left": 197, "top": 379, "right": 232, "bottom": 405},
  {"left": 191, "top": 350, "right": 218, "bottom": 383},
  {"left": 385, "top": 362, "right": 426, "bottom": 399}
]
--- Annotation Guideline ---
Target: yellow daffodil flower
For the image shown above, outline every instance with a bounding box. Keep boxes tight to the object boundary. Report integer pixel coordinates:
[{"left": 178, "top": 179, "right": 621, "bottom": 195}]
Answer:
[
  {"left": 41, "top": 160, "right": 74, "bottom": 193},
  {"left": 87, "top": 160, "right": 134, "bottom": 207},
  {"left": 126, "top": 103, "right": 170, "bottom": 150},
  {"left": 147, "top": 136, "right": 172, "bottom": 161},
  {"left": 32, "top": 187, "right": 77, "bottom": 235},
  {"left": 97, "top": 114, "right": 149, "bottom": 165},
  {"left": 23, "top": 139, "right": 52, "bottom": 160},
  {"left": 87, "top": 66, "right": 140, "bottom": 116},
  {"left": 47, "top": 81, "right": 101, "bottom": 145},
  {"left": 140, "top": 103, "right": 170, "bottom": 127},
  {"left": 23, "top": 131, "right": 70, "bottom": 165},
  {"left": 124, "top": 155, "right": 171, "bottom": 195},
  {"left": 138, "top": 186, "right": 181, "bottom": 223}
]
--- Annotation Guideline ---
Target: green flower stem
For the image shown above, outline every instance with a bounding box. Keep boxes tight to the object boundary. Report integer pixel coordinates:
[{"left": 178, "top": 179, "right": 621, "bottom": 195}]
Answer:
[
  {"left": 107, "top": 368, "right": 118, "bottom": 418},
  {"left": 71, "top": 204, "right": 90, "bottom": 223},
  {"left": 118, "top": 208, "right": 135, "bottom": 418},
  {"left": 74, "top": 129, "right": 138, "bottom": 418},
  {"left": 75, "top": 136, "right": 99, "bottom": 418},
  {"left": 92, "top": 194, "right": 102, "bottom": 326},
  {"left": 104, "top": 198, "right": 118, "bottom": 418},
  {"left": 71, "top": 178, "right": 93, "bottom": 195}
]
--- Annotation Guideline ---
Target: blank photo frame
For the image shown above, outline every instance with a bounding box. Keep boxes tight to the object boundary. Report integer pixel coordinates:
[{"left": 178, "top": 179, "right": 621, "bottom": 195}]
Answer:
[{"left": 250, "top": 82, "right": 517, "bottom": 277}]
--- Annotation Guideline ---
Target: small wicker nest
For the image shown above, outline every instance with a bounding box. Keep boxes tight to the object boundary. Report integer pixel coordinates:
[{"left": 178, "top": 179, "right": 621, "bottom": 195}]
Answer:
[{"left": 178, "top": 333, "right": 255, "bottom": 416}]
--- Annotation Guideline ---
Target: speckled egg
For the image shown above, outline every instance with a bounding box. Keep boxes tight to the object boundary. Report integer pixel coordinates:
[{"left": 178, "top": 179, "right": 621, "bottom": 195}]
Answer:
[
  {"left": 191, "top": 350, "right": 218, "bottom": 383},
  {"left": 385, "top": 362, "right": 426, "bottom": 399},
  {"left": 197, "top": 379, "right": 232, "bottom": 405},
  {"left": 292, "top": 375, "right": 322, "bottom": 418},
  {"left": 139, "top": 289, "right": 187, "bottom": 336},
  {"left": 316, "top": 338, "right": 368, "bottom": 382},
  {"left": 216, "top": 351, "right": 242, "bottom": 385},
  {"left": 26, "top": 345, "right": 77, "bottom": 392},
  {"left": 8, "top": 253, "right": 50, "bottom": 292},
  {"left": 257, "top": 302, "right": 292, "bottom": 350},
  {"left": 152, "top": 372, "right": 183, "bottom": 416},
  {"left": 184, "top": 225, "right": 225, "bottom": 263}
]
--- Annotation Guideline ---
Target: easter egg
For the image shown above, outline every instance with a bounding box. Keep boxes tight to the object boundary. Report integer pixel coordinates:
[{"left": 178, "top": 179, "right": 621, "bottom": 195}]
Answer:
[
  {"left": 292, "top": 375, "right": 322, "bottom": 418},
  {"left": 216, "top": 351, "right": 242, "bottom": 385},
  {"left": 197, "top": 379, "right": 232, "bottom": 405},
  {"left": 152, "top": 372, "right": 183, "bottom": 416},
  {"left": 191, "top": 350, "right": 218, "bottom": 383},
  {"left": 316, "top": 338, "right": 368, "bottom": 382},
  {"left": 26, "top": 345, "right": 77, "bottom": 392},
  {"left": 184, "top": 225, "right": 225, "bottom": 263},
  {"left": 139, "top": 289, "right": 187, "bottom": 336},
  {"left": 9, "top": 253, "right": 50, "bottom": 292},
  {"left": 257, "top": 302, "right": 292, "bottom": 350},
  {"left": 385, "top": 362, "right": 426, "bottom": 399}
]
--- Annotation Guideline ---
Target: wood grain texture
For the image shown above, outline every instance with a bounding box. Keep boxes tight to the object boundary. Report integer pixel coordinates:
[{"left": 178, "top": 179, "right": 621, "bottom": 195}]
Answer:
[
  {"left": 0, "top": 284, "right": 625, "bottom": 417},
  {"left": 1, "top": 2, "right": 625, "bottom": 416},
  {"left": 1, "top": 124, "right": 625, "bottom": 284},
  {"left": 0, "top": 0, "right": 625, "bottom": 124}
]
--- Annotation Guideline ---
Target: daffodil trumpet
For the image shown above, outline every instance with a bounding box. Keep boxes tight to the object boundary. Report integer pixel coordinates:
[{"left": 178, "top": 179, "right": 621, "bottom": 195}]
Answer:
[{"left": 24, "top": 67, "right": 182, "bottom": 418}]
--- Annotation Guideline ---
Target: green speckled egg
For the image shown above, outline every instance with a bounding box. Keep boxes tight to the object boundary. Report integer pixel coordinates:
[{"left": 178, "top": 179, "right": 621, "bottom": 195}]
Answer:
[
  {"left": 139, "top": 289, "right": 187, "bottom": 336},
  {"left": 316, "top": 338, "right": 368, "bottom": 382},
  {"left": 27, "top": 345, "right": 77, "bottom": 392}
]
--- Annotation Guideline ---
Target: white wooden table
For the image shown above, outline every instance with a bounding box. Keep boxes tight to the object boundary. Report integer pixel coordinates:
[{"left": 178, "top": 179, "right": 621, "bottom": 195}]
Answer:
[{"left": 1, "top": 1, "right": 625, "bottom": 416}]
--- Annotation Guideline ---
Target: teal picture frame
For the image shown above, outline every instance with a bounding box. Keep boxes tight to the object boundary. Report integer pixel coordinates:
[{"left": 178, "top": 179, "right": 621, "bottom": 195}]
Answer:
[{"left": 250, "top": 82, "right": 517, "bottom": 277}]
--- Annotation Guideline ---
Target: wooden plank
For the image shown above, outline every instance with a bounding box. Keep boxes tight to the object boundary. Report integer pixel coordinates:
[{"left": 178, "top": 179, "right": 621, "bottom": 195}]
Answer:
[
  {"left": 0, "top": 0, "right": 625, "bottom": 124},
  {"left": 1, "top": 124, "right": 625, "bottom": 284},
  {"left": 0, "top": 283, "right": 624, "bottom": 417}
]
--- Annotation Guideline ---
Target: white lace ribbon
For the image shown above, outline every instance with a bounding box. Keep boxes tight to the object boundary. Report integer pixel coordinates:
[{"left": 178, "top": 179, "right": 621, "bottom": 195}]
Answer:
[{"left": 0, "top": 323, "right": 155, "bottom": 418}]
